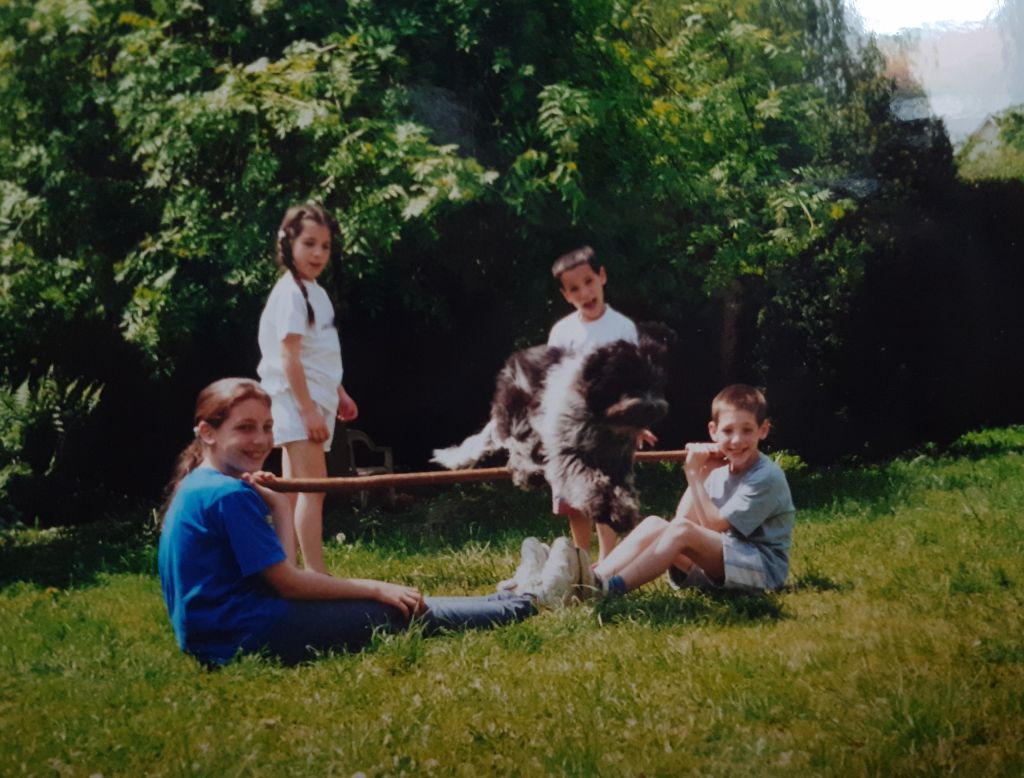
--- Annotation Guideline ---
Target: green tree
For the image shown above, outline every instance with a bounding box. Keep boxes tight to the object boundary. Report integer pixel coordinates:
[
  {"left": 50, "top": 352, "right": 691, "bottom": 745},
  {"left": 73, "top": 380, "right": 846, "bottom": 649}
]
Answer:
[
  {"left": 0, "top": 0, "right": 911, "bottom": 519},
  {"left": 486, "top": 0, "right": 889, "bottom": 376}
]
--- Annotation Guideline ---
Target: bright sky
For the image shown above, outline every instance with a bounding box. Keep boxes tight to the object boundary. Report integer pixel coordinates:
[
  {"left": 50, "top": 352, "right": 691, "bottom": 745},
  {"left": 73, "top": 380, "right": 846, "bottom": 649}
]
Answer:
[{"left": 851, "top": 0, "right": 1003, "bottom": 34}]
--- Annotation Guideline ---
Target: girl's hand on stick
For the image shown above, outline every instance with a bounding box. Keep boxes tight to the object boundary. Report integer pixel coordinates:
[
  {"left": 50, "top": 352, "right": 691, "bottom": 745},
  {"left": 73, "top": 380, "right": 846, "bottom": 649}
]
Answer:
[{"left": 243, "top": 471, "right": 292, "bottom": 512}]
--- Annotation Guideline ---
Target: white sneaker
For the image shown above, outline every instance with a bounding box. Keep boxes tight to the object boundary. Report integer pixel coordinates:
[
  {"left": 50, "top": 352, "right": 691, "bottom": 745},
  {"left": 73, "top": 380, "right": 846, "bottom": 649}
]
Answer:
[
  {"left": 526, "top": 537, "right": 580, "bottom": 608},
  {"left": 496, "top": 537, "right": 550, "bottom": 593}
]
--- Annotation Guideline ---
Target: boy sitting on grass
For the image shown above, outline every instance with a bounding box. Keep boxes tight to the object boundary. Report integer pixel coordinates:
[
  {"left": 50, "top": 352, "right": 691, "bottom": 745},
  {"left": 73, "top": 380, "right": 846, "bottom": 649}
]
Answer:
[
  {"left": 591, "top": 383, "right": 795, "bottom": 596},
  {"left": 506, "top": 384, "right": 794, "bottom": 604}
]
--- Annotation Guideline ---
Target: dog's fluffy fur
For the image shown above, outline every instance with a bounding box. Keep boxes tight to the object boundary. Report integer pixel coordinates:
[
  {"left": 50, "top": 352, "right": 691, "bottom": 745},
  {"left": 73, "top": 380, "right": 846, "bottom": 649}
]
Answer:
[{"left": 432, "top": 324, "right": 673, "bottom": 532}]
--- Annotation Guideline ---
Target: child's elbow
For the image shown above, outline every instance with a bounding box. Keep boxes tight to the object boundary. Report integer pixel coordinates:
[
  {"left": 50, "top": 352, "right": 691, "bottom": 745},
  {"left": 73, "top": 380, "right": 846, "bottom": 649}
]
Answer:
[{"left": 261, "top": 561, "right": 300, "bottom": 598}]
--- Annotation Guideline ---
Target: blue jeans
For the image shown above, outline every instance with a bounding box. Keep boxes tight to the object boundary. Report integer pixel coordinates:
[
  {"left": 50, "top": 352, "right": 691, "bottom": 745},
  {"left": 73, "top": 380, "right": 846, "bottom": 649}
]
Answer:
[{"left": 265, "top": 592, "right": 535, "bottom": 664}]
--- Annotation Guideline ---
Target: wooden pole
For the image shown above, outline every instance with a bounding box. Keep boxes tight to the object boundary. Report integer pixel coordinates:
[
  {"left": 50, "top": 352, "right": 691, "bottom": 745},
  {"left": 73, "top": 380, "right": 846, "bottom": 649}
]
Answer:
[{"left": 267, "top": 450, "right": 690, "bottom": 493}]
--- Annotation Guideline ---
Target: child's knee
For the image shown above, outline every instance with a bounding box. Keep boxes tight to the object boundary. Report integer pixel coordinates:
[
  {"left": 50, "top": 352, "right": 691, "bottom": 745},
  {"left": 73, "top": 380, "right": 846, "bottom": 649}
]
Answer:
[
  {"left": 638, "top": 514, "right": 668, "bottom": 532},
  {"left": 664, "top": 520, "right": 697, "bottom": 553}
]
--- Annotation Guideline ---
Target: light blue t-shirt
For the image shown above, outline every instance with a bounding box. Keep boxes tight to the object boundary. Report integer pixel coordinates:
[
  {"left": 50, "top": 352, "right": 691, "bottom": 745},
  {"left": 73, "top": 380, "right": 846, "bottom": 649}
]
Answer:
[
  {"left": 703, "top": 453, "right": 796, "bottom": 590},
  {"left": 158, "top": 467, "right": 288, "bottom": 665}
]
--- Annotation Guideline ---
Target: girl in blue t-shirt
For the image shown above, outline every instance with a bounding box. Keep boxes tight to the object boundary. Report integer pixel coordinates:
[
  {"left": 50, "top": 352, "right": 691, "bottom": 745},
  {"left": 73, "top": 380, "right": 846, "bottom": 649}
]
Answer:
[{"left": 158, "top": 377, "right": 534, "bottom": 666}]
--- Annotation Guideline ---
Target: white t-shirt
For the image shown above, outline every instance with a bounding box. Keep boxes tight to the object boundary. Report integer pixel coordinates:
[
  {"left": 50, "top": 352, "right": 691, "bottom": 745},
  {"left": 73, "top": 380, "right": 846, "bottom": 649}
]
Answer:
[
  {"left": 257, "top": 274, "right": 343, "bottom": 411},
  {"left": 547, "top": 305, "right": 638, "bottom": 353}
]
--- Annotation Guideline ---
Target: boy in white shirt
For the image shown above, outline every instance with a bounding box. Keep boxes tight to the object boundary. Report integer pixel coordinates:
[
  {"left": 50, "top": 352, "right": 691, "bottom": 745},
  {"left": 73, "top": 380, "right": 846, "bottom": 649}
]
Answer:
[
  {"left": 547, "top": 246, "right": 638, "bottom": 353},
  {"left": 547, "top": 246, "right": 650, "bottom": 561}
]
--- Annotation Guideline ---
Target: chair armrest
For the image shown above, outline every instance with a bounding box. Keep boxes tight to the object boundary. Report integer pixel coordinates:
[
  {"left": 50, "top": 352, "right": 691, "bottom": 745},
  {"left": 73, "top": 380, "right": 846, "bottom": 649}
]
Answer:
[{"left": 345, "top": 429, "right": 394, "bottom": 473}]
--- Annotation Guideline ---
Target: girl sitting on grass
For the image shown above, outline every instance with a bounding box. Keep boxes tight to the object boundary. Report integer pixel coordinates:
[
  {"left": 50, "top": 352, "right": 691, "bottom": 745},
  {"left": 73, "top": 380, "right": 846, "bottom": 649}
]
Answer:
[{"left": 158, "top": 377, "right": 536, "bottom": 666}]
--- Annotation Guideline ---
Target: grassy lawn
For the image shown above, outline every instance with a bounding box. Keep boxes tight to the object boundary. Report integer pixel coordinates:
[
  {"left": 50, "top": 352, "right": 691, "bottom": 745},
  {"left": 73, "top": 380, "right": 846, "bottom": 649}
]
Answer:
[{"left": 2, "top": 427, "right": 1023, "bottom": 776}]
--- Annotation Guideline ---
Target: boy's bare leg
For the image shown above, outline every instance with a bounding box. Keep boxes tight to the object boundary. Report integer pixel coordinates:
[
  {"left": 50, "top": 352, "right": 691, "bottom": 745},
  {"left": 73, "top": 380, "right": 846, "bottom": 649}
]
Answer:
[
  {"left": 594, "top": 515, "right": 669, "bottom": 579},
  {"left": 596, "top": 522, "right": 619, "bottom": 561},
  {"left": 282, "top": 440, "right": 329, "bottom": 574},
  {"left": 567, "top": 511, "right": 623, "bottom": 562},
  {"left": 567, "top": 508, "right": 593, "bottom": 556},
  {"left": 617, "top": 517, "right": 724, "bottom": 591}
]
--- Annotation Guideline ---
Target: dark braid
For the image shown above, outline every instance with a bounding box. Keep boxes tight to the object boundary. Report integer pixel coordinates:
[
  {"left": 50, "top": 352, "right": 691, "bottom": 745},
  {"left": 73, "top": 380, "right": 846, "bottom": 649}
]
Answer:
[{"left": 276, "top": 203, "right": 341, "bottom": 326}]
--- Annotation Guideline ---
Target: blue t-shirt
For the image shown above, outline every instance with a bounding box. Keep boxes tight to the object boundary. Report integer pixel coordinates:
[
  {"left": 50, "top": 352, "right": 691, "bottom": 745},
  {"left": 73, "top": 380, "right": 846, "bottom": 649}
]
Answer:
[
  {"left": 158, "top": 467, "right": 289, "bottom": 664},
  {"left": 703, "top": 453, "right": 796, "bottom": 590}
]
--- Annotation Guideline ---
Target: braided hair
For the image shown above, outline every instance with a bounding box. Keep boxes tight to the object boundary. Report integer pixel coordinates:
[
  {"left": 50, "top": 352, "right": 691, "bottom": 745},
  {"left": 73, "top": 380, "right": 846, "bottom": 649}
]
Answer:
[{"left": 276, "top": 203, "right": 342, "bottom": 326}]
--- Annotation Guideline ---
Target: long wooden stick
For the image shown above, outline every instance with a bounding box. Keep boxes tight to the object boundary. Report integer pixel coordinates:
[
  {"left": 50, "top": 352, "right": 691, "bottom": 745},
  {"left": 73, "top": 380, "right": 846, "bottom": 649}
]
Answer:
[{"left": 268, "top": 449, "right": 690, "bottom": 493}]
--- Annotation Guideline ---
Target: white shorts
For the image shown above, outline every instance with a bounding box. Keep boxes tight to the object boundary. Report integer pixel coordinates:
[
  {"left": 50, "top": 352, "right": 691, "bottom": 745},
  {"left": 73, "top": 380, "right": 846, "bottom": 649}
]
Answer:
[
  {"left": 270, "top": 391, "right": 337, "bottom": 451},
  {"left": 667, "top": 534, "right": 770, "bottom": 593}
]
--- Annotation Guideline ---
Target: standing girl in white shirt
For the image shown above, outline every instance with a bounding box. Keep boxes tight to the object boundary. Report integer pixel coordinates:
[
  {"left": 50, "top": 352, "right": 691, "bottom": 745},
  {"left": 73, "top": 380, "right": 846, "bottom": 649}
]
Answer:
[{"left": 257, "top": 203, "right": 358, "bottom": 573}]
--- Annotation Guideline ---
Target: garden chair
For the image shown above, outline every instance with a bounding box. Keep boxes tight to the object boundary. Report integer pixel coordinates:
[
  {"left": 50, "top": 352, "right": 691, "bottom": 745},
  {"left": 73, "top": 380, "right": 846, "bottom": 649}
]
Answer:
[{"left": 338, "top": 428, "right": 395, "bottom": 508}]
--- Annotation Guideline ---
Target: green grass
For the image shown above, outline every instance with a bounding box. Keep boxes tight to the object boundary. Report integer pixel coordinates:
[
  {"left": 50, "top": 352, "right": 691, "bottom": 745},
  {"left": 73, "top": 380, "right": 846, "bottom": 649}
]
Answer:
[{"left": 3, "top": 427, "right": 1024, "bottom": 776}]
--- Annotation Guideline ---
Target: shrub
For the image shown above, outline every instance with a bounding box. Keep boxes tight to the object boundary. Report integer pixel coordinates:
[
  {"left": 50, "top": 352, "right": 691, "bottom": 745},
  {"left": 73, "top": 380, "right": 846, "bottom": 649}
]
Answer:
[{"left": 0, "top": 367, "right": 102, "bottom": 526}]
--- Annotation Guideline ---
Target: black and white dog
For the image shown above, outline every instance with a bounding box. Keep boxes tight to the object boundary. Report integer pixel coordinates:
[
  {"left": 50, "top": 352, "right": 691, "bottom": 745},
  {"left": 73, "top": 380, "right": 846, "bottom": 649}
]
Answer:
[{"left": 431, "top": 324, "right": 673, "bottom": 532}]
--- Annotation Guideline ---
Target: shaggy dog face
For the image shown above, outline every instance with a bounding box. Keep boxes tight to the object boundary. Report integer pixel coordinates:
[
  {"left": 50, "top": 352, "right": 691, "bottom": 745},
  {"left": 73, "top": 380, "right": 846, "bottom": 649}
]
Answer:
[{"left": 432, "top": 324, "right": 673, "bottom": 532}]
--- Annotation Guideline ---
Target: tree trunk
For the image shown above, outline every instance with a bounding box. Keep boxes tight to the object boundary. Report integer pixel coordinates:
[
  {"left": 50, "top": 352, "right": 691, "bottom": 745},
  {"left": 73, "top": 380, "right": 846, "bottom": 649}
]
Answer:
[{"left": 719, "top": 279, "right": 744, "bottom": 385}]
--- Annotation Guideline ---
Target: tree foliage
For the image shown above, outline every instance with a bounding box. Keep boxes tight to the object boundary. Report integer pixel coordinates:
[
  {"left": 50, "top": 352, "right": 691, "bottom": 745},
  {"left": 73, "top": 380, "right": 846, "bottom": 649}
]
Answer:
[
  {"left": 2, "top": 0, "right": 888, "bottom": 359},
  {"left": 0, "top": 367, "right": 102, "bottom": 525},
  {"left": 7, "top": 0, "right": 1007, "bottom": 522}
]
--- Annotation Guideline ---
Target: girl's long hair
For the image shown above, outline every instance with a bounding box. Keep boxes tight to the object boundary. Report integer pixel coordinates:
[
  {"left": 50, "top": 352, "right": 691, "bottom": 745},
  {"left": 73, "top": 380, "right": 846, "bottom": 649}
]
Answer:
[
  {"left": 160, "top": 378, "right": 271, "bottom": 519},
  {"left": 276, "top": 203, "right": 341, "bottom": 326}
]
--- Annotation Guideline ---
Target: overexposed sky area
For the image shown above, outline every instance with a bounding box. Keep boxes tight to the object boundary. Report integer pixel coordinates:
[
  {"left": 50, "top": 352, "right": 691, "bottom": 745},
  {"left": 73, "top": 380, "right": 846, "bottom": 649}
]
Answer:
[
  {"left": 852, "top": 0, "right": 1003, "bottom": 34},
  {"left": 850, "top": 0, "right": 1020, "bottom": 142}
]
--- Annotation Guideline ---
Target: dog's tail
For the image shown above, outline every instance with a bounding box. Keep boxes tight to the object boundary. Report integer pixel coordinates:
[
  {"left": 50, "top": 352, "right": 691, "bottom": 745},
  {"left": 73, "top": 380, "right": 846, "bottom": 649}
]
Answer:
[{"left": 431, "top": 418, "right": 500, "bottom": 470}]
